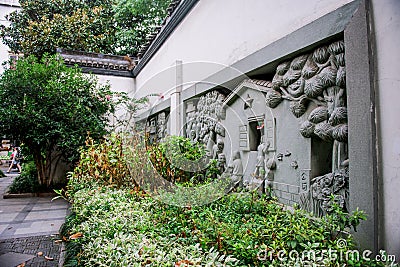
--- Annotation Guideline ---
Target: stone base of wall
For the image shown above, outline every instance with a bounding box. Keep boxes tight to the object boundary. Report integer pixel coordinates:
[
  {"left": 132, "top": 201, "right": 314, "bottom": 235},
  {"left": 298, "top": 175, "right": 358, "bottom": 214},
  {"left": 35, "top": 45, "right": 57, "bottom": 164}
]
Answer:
[{"left": 272, "top": 182, "right": 300, "bottom": 206}]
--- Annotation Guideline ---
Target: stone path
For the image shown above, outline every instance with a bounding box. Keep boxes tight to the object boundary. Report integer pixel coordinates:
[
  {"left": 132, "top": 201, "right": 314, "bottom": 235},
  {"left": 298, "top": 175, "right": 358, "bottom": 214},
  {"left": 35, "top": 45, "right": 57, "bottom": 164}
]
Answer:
[
  {"left": 0, "top": 235, "right": 62, "bottom": 267},
  {"left": 0, "top": 168, "right": 70, "bottom": 267}
]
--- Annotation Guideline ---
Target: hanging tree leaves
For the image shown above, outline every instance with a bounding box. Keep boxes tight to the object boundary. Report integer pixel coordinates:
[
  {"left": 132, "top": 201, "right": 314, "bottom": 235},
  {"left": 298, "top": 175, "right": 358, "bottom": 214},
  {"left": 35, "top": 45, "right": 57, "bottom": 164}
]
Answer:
[
  {"left": 0, "top": 0, "right": 172, "bottom": 58},
  {"left": 113, "top": 0, "right": 172, "bottom": 56}
]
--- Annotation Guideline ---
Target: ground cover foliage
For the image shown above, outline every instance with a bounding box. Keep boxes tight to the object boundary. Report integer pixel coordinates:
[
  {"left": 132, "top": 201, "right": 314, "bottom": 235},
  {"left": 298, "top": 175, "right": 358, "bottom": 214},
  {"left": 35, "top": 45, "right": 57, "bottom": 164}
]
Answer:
[{"left": 61, "top": 134, "right": 396, "bottom": 267}]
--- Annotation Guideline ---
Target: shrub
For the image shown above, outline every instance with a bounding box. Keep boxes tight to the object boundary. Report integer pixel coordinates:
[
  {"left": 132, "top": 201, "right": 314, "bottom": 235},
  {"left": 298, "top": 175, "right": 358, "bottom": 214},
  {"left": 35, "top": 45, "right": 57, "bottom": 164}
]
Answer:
[
  {"left": 0, "top": 54, "right": 124, "bottom": 187},
  {"left": 147, "top": 135, "right": 221, "bottom": 185},
  {"left": 8, "top": 161, "right": 42, "bottom": 193},
  {"left": 66, "top": 133, "right": 140, "bottom": 196}
]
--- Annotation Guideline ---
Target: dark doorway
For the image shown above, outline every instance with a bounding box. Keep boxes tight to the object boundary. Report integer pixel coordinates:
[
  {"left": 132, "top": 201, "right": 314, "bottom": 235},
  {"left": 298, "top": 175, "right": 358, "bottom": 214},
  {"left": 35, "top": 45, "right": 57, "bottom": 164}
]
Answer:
[{"left": 249, "top": 121, "right": 262, "bottom": 151}]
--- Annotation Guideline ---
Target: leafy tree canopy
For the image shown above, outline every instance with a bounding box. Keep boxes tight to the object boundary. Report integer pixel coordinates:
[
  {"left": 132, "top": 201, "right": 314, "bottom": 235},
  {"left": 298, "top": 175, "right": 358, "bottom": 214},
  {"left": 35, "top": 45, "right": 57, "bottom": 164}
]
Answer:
[
  {"left": 0, "top": 0, "right": 172, "bottom": 58},
  {"left": 0, "top": 54, "right": 124, "bottom": 185},
  {"left": 113, "top": 0, "right": 172, "bottom": 56}
]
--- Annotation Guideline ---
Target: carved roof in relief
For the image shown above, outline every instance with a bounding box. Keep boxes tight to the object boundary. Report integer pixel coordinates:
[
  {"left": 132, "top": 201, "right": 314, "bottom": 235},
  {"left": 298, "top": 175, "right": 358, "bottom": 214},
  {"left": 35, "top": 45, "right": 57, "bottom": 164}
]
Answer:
[
  {"left": 222, "top": 79, "right": 272, "bottom": 107},
  {"left": 57, "top": 48, "right": 136, "bottom": 73}
]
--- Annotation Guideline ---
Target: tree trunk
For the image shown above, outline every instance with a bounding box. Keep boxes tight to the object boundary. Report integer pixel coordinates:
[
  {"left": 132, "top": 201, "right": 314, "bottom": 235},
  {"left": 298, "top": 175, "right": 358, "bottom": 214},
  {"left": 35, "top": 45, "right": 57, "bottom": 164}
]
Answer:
[
  {"left": 32, "top": 148, "right": 47, "bottom": 185},
  {"left": 47, "top": 148, "right": 70, "bottom": 186},
  {"left": 32, "top": 147, "right": 69, "bottom": 187}
]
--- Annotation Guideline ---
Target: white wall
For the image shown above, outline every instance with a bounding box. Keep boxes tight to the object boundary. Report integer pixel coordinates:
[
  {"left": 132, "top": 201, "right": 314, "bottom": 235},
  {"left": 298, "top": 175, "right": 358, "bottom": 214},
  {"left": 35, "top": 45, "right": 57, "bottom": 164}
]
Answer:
[
  {"left": 95, "top": 74, "right": 135, "bottom": 95},
  {"left": 372, "top": 0, "right": 400, "bottom": 259},
  {"left": 134, "top": 0, "right": 354, "bottom": 102},
  {"left": 0, "top": 3, "right": 20, "bottom": 74},
  {"left": 92, "top": 74, "right": 136, "bottom": 129},
  {"left": 133, "top": 0, "right": 400, "bottom": 257}
]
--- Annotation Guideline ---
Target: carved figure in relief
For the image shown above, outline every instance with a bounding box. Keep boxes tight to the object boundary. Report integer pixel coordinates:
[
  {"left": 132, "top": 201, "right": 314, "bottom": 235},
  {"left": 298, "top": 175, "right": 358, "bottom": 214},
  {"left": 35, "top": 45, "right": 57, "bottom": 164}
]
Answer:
[
  {"left": 200, "top": 126, "right": 208, "bottom": 143},
  {"left": 212, "top": 138, "right": 224, "bottom": 160},
  {"left": 249, "top": 134, "right": 277, "bottom": 194},
  {"left": 215, "top": 123, "right": 225, "bottom": 138},
  {"left": 157, "top": 112, "right": 167, "bottom": 141},
  {"left": 215, "top": 94, "right": 225, "bottom": 119},
  {"left": 306, "top": 160, "right": 349, "bottom": 216},
  {"left": 186, "top": 112, "right": 195, "bottom": 138},
  {"left": 206, "top": 130, "right": 216, "bottom": 158},
  {"left": 149, "top": 118, "right": 156, "bottom": 134},
  {"left": 264, "top": 157, "right": 277, "bottom": 193},
  {"left": 254, "top": 136, "right": 270, "bottom": 177},
  {"left": 217, "top": 153, "right": 226, "bottom": 173},
  {"left": 189, "top": 130, "right": 197, "bottom": 143},
  {"left": 226, "top": 151, "right": 243, "bottom": 186}
]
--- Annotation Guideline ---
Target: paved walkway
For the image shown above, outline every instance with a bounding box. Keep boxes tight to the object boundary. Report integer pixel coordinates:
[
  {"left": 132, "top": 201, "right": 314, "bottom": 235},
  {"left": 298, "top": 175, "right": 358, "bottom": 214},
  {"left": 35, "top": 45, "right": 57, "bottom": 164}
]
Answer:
[{"left": 0, "top": 168, "right": 70, "bottom": 267}]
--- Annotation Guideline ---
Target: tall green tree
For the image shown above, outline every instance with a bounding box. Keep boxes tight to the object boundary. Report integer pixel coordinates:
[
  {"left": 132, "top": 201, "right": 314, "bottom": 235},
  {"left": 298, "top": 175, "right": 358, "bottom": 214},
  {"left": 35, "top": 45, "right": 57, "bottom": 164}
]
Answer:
[
  {"left": 0, "top": 0, "right": 172, "bottom": 57},
  {"left": 0, "top": 55, "right": 123, "bottom": 186},
  {"left": 113, "top": 0, "right": 172, "bottom": 56},
  {"left": 0, "top": 0, "right": 116, "bottom": 58}
]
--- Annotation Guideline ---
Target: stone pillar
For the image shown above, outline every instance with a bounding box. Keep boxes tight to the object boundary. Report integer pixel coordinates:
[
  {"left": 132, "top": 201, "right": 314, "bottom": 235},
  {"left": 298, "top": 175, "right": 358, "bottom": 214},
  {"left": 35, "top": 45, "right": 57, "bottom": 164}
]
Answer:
[
  {"left": 346, "top": 0, "right": 378, "bottom": 254},
  {"left": 170, "top": 60, "right": 183, "bottom": 136},
  {"left": 371, "top": 0, "right": 400, "bottom": 260}
]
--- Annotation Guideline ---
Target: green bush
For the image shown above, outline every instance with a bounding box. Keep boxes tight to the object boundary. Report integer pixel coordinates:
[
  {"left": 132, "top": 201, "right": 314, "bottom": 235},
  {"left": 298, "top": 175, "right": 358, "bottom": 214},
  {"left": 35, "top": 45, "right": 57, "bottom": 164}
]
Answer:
[
  {"left": 0, "top": 169, "right": 5, "bottom": 178},
  {"left": 8, "top": 161, "right": 42, "bottom": 193},
  {"left": 147, "top": 135, "right": 221, "bottom": 185}
]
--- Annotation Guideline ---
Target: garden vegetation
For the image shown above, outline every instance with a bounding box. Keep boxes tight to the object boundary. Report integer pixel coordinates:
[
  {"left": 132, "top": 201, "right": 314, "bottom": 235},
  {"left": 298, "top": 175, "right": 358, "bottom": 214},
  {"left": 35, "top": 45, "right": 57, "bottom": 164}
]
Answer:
[
  {"left": 60, "top": 134, "right": 396, "bottom": 266},
  {"left": 0, "top": 55, "right": 126, "bottom": 186}
]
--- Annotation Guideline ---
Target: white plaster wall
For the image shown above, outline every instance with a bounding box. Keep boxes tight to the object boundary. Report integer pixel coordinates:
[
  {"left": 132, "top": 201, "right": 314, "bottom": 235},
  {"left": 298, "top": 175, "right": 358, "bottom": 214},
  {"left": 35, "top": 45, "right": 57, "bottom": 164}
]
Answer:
[
  {"left": 372, "top": 0, "right": 400, "bottom": 259},
  {"left": 134, "top": 0, "right": 354, "bottom": 101},
  {"left": 91, "top": 74, "right": 136, "bottom": 128},
  {"left": 95, "top": 74, "right": 134, "bottom": 95},
  {"left": 0, "top": 4, "right": 20, "bottom": 74}
]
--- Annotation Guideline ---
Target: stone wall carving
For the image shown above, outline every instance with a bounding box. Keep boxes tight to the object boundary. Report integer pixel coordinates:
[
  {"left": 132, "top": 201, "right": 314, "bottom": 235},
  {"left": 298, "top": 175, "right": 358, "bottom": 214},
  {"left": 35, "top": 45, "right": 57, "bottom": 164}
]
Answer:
[
  {"left": 157, "top": 112, "right": 167, "bottom": 141},
  {"left": 185, "top": 91, "right": 226, "bottom": 159},
  {"left": 179, "top": 41, "right": 348, "bottom": 213},
  {"left": 225, "top": 150, "right": 244, "bottom": 186},
  {"left": 308, "top": 161, "right": 349, "bottom": 216},
  {"left": 265, "top": 40, "right": 349, "bottom": 215},
  {"left": 146, "top": 111, "right": 168, "bottom": 143},
  {"left": 253, "top": 135, "right": 276, "bottom": 191}
]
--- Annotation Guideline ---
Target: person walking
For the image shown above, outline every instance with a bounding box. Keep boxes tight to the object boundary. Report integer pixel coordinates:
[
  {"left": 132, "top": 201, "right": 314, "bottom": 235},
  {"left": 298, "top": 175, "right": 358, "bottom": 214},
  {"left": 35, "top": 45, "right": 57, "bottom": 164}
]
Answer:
[{"left": 7, "top": 147, "right": 22, "bottom": 173}]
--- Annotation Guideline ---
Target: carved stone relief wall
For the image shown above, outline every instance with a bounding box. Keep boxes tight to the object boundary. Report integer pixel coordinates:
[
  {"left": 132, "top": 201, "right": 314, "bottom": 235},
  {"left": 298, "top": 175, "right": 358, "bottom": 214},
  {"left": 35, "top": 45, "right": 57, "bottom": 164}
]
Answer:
[
  {"left": 265, "top": 40, "right": 348, "bottom": 215},
  {"left": 169, "top": 40, "right": 348, "bottom": 216},
  {"left": 215, "top": 80, "right": 279, "bottom": 193},
  {"left": 184, "top": 91, "right": 227, "bottom": 170},
  {"left": 146, "top": 111, "right": 169, "bottom": 143}
]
